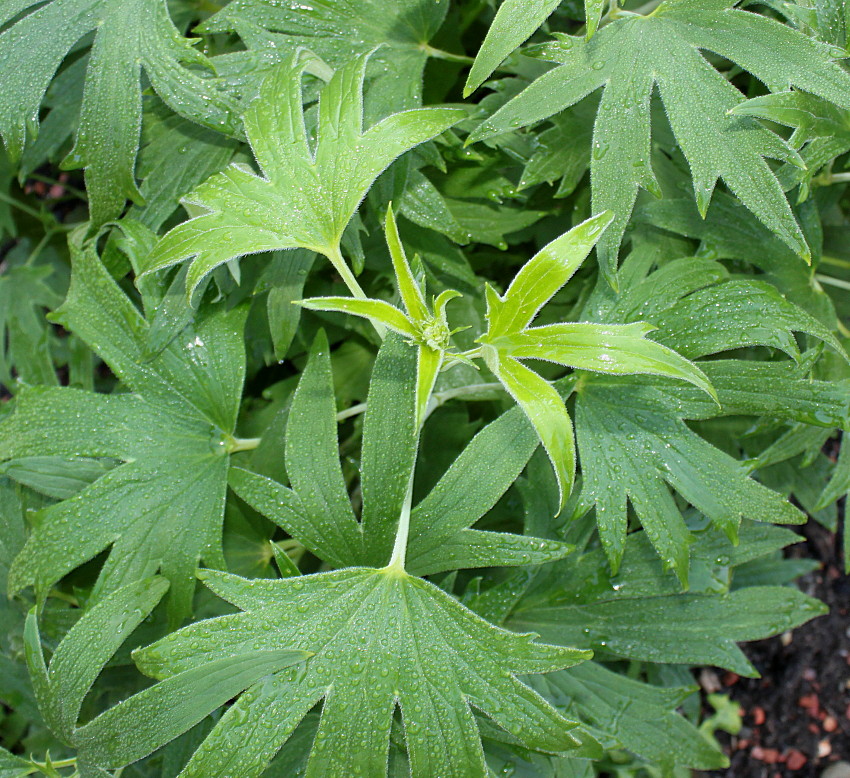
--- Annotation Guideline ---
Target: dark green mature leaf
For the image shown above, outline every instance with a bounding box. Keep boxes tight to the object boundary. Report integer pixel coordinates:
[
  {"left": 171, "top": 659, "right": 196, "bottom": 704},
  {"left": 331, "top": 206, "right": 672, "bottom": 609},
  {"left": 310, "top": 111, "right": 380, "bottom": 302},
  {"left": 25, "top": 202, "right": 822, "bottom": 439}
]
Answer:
[
  {"left": 230, "top": 333, "right": 572, "bottom": 574},
  {"left": 23, "top": 577, "right": 309, "bottom": 770},
  {"left": 133, "top": 567, "right": 591, "bottom": 777},
  {"left": 539, "top": 661, "right": 726, "bottom": 771},
  {"left": 1, "top": 245, "right": 249, "bottom": 622},
  {"left": 508, "top": 528, "right": 826, "bottom": 676},
  {"left": 200, "top": 0, "right": 450, "bottom": 122},
  {"left": 0, "top": 0, "right": 240, "bottom": 227},
  {"left": 465, "top": 0, "right": 561, "bottom": 96},
  {"left": 0, "top": 746, "right": 30, "bottom": 778},
  {"left": 143, "top": 52, "right": 464, "bottom": 300},
  {"left": 0, "top": 264, "right": 62, "bottom": 389},
  {"left": 471, "top": 0, "right": 850, "bottom": 280}
]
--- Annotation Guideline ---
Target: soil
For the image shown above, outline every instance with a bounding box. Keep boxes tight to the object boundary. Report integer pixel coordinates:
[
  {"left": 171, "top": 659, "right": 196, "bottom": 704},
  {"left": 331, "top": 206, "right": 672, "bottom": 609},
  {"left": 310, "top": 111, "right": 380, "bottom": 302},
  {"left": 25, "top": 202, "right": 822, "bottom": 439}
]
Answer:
[{"left": 705, "top": 515, "right": 850, "bottom": 777}]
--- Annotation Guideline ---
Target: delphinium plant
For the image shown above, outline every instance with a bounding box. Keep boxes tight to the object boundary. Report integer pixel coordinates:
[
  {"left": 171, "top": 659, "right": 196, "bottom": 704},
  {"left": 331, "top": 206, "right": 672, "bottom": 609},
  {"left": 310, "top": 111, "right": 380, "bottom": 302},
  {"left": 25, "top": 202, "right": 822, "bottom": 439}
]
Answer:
[{"left": 0, "top": 0, "right": 849, "bottom": 776}]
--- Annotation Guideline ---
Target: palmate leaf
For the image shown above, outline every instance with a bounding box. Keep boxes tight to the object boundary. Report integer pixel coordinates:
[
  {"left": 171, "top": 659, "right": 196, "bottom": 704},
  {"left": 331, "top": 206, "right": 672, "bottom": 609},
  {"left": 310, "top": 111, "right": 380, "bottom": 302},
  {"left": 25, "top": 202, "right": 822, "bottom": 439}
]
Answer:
[
  {"left": 0, "top": 0, "right": 240, "bottom": 228},
  {"left": 128, "top": 567, "right": 592, "bottom": 778},
  {"left": 470, "top": 0, "right": 850, "bottom": 282},
  {"left": 22, "top": 576, "right": 309, "bottom": 770},
  {"left": 569, "top": 250, "right": 848, "bottom": 582},
  {"left": 0, "top": 244, "right": 249, "bottom": 623},
  {"left": 142, "top": 51, "right": 464, "bottom": 301},
  {"left": 199, "top": 0, "right": 449, "bottom": 122},
  {"left": 0, "top": 264, "right": 62, "bottom": 389},
  {"left": 230, "top": 332, "right": 573, "bottom": 574},
  {"left": 509, "top": 527, "right": 827, "bottom": 677}
]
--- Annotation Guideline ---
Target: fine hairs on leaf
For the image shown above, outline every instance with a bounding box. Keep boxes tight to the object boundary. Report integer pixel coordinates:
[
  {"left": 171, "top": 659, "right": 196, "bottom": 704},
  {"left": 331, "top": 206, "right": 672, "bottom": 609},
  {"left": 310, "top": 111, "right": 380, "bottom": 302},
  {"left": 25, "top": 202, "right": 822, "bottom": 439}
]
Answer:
[{"left": 0, "top": 1, "right": 846, "bottom": 776}]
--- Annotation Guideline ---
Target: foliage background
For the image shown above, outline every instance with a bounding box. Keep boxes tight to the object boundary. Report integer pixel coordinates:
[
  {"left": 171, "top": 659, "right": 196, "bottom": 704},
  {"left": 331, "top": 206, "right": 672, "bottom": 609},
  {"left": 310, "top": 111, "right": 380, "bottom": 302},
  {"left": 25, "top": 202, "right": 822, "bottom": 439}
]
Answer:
[{"left": 0, "top": 0, "right": 849, "bottom": 775}]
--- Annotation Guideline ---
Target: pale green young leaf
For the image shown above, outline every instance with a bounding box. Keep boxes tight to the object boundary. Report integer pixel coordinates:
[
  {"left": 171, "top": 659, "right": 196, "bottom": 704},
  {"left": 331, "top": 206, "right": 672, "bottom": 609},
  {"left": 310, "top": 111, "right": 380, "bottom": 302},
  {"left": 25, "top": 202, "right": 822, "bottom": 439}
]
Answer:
[
  {"left": 0, "top": 0, "right": 239, "bottom": 227},
  {"left": 471, "top": 0, "right": 850, "bottom": 278},
  {"left": 493, "top": 321, "right": 717, "bottom": 399},
  {"left": 297, "top": 297, "right": 418, "bottom": 339},
  {"left": 385, "top": 203, "right": 428, "bottom": 321},
  {"left": 1, "top": 245, "right": 248, "bottom": 623},
  {"left": 464, "top": 0, "right": 562, "bottom": 96},
  {"left": 483, "top": 351, "right": 577, "bottom": 511},
  {"left": 143, "top": 52, "right": 464, "bottom": 299},
  {"left": 133, "top": 567, "right": 591, "bottom": 778},
  {"left": 484, "top": 212, "right": 613, "bottom": 338}
]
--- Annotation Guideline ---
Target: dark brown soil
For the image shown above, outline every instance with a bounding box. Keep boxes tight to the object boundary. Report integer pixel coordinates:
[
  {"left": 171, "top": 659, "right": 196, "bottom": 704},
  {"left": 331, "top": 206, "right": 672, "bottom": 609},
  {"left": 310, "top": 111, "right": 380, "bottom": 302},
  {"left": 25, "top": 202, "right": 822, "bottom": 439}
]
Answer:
[{"left": 706, "top": 517, "right": 850, "bottom": 777}]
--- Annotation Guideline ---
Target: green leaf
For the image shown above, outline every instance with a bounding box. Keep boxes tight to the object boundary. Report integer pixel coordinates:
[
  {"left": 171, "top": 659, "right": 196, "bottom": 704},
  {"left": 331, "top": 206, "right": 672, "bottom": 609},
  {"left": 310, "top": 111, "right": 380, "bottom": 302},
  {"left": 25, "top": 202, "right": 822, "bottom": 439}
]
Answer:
[
  {"left": 359, "top": 333, "right": 419, "bottom": 565},
  {"left": 24, "top": 577, "right": 170, "bottom": 740},
  {"left": 511, "top": 584, "right": 825, "bottom": 676},
  {"left": 484, "top": 350, "right": 577, "bottom": 512},
  {"left": 575, "top": 376, "right": 805, "bottom": 581},
  {"left": 471, "top": 0, "right": 850, "bottom": 278},
  {"left": 406, "top": 404, "right": 573, "bottom": 575},
  {"left": 509, "top": 523, "right": 826, "bottom": 676},
  {"left": 0, "top": 264, "right": 62, "bottom": 389},
  {"left": 464, "top": 0, "right": 561, "bottom": 96},
  {"left": 143, "top": 52, "right": 464, "bottom": 300},
  {"left": 76, "top": 647, "right": 310, "bottom": 769},
  {"left": 483, "top": 212, "right": 614, "bottom": 338},
  {"left": 540, "top": 661, "right": 727, "bottom": 770},
  {"left": 0, "top": 746, "right": 30, "bottom": 778},
  {"left": 200, "top": 0, "right": 449, "bottom": 122},
  {"left": 0, "top": 0, "right": 239, "bottom": 227},
  {"left": 1, "top": 245, "right": 248, "bottom": 623},
  {"left": 279, "top": 331, "right": 364, "bottom": 566},
  {"left": 492, "top": 321, "right": 717, "bottom": 399},
  {"left": 650, "top": 279, "right": 847, "bottom": 362},
  {"left": 133, "top": 567, "right": 591, "bottom": 777}
]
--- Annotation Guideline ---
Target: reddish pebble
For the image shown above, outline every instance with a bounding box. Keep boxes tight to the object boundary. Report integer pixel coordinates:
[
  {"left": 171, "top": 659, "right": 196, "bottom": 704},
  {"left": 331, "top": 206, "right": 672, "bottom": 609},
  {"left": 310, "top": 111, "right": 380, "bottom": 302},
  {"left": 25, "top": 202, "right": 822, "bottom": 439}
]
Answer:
[
  {"left": 752, "top": 746, "right": 782, "bottom": 764},
  {"left": 752, "top": 706, "right": 766, "bottom": 725},
  {"left": 722, "top": 671, "right": 740, "bottom": 686},
  {"left": 786, "top": 750, "right": 807, "bottom": 770},
  {"left": 738, "top": 738, "right": 750, "bottom": 750},
  {"left": 810, "top": 723, "right": 822, "bottom": 735},
  {"left": 824, "top": 716, "right": 838, "bottom": 732}
]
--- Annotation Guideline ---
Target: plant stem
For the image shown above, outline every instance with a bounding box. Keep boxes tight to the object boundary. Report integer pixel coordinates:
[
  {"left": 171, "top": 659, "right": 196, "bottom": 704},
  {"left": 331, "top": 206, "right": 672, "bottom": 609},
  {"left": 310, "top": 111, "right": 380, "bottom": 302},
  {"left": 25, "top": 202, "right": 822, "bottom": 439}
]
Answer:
[
  {"left": 385, "top": 471, "right": 416, "bottom": 573},
  {"left": 815, "top": 273, "right": 850, "bottom": 291},
  {"left": 324, "top": 244, "right": 386, "bottom": 338},
  {"left": 825, "top": 172, "right": 850, "bottom": 184},
  {"left": 0, "top": 190, "right": 42, "bottom": 220},
  {"left": 420, "top": 44, "right": 475, "bottom": 64},
  {"left": 335, "top": 382, "right": 503, "bottom": 423},
  {"left": 227, "top": 436, "right": 262, "bottom": 453},
  {"left": 325, "top": 244, "right": 368, "bottom": 300}
]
